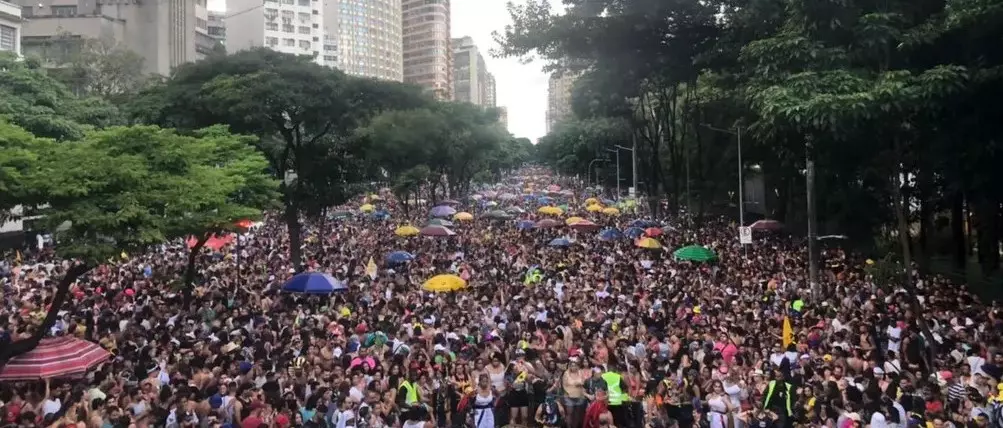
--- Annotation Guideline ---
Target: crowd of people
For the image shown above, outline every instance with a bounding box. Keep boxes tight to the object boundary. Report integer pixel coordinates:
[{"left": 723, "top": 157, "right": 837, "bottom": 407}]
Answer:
[{"left": 1, "top": 168, "right": 1002, "bottom": 428}]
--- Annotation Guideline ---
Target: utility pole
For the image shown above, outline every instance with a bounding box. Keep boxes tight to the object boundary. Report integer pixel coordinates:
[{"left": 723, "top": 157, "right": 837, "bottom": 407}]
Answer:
[
  {"left": 737, "top": 126, "right": 744, "bottom": 227},
  {"left": 606, "top": 148, "right": 621, "bottom": 199},
  {"left": 806, "top": 140, "right": 820, "bottom": 300},
  {"left": 631, "top": 134, "right": 638, "bottom": 197}
]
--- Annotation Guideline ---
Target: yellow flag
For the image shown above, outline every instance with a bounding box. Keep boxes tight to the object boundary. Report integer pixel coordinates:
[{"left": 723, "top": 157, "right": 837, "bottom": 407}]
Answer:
[
  {"left": 782, "top": 317, "right": 794, "bottom": 348},
  {"left": 120, "top": 251, "right": 129, "bottom": 260},
  {"left": 14, "top": 250, "right": 21, "bottom": 265},
  {"left": 365, "top": 256, "right": 378, "bottom": 280}
]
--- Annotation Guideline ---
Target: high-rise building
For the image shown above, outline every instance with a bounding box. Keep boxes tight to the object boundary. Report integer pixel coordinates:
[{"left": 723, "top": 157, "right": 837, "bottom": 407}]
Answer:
[
  {"left": 0, "top": 0, "right": 21, "bottom": 56},
  {"left": 226, "top": 0, "right": 324, "bottom": 65},
  {"left": 497, "top": 106, "right": 508, "bottom": 131},
  {"left": 484, "top": 72, "right": 496, "bottom": 107},
  {"left": 324, "top": 0, "right": 402, "bottom": 81},
  {"left": 451, "top": 36, "right": 488, "bottom": 105},
  {"left": 546, "top": 72, "right": 578, "bottom": 134},
  {"left": 17, "top": 0, "right": 201, "bottom": 75},
  {"left": 402, "top": 0, "right": 450, "bottom": 100},
  {"left": 194, "top": 0, "right": 214, "bottom": 59},
  {"left": 207, "top": 11, "right": 226, "bottom": 47}
]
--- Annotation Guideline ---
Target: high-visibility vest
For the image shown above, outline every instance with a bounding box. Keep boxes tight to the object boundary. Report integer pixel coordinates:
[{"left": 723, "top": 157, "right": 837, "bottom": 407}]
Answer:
[
  {"left": 601, "top": 372, "right": 626, "bottom": 405},
  {"left": 399, "top": 380, "right": 419, "bottom": 405},
  {"left": 763, "top": 380, "right": 792, "bottom": 416}
]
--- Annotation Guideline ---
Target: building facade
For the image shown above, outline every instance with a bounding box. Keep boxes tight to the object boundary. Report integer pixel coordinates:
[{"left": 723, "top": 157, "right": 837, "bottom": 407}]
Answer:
[
  {"left": 207, "top": 11, "right": 226, "bottom": 46},
  {"left": 484, "top": 72, "right": 496, "bottom": 107},
  {"left": 16, "top": 0, "right": 199, "bottom": 76},
  {"left": 451, "top": 36, "right": 487, "bottom": 105},
  {"left": 546, "top": 72, "right": 578, "bottom": 134},
  {"left": 226, "top": 0, "right": 324, "bottom": 65},
  {"left": 325, "top": 0, "right": 402, "bottom": 81},
  {"left": 0, "top": 0, "right": 21, "bottom": 55},
  {"left": 497, "top": 106, "right": 508, "bottom": 131},
  {"left": 402, "top": 0, "right": 450, "bottom": 99},
  {"left": 193, "top": 0, "right": 214, "bottom": 58}
]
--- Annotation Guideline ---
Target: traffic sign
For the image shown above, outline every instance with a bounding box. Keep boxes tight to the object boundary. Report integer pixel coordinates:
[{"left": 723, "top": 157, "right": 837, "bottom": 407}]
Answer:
[{"left": 739, "top": 226, "right": 752, "bottom": 244}]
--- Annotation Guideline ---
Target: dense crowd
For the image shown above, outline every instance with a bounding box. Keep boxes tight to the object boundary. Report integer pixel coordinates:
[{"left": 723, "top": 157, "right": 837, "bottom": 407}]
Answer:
[{"left": 1, "top": 169, "right": 1002, "bottom": 428}]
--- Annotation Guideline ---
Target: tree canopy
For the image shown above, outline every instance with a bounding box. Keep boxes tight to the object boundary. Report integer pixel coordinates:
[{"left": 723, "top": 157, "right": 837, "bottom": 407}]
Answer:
[{"left": 496, "top": 0, "right": 1003, "bottom": 277}]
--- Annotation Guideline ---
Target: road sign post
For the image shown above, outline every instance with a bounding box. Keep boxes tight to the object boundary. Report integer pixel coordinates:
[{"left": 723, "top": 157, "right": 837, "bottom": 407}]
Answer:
[{"left": 739, "top": 226, "right": 752, "bottom": 245}]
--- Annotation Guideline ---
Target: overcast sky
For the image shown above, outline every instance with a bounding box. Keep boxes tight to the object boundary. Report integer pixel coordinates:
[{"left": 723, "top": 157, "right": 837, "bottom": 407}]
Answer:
[{"left": 208, "top": 0, "right": 549, "bottom": 142}]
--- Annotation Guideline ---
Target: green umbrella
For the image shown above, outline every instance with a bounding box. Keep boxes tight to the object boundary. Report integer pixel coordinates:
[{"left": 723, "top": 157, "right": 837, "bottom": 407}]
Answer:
[
  {"left": 673, "top": 245, "right": 717, "bottom": 262},
  {"left": 329, "top": 210, "right": 353, "bottom": 219}
]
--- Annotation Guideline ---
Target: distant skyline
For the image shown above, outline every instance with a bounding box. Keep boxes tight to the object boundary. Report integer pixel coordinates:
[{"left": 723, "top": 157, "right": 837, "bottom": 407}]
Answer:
[{"left": 207, "top": 0, "right": 550, "bottom": 143}]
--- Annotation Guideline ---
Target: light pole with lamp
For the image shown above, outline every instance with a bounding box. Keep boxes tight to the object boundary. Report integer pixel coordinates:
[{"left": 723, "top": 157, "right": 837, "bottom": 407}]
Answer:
[
  {"left": 701, "top": 124, "right": 744, "bottom": 226},
  {"left": 605, "top": 148, "right": 621, "bottom": 199},
  {"left": 612, "top": 142, "right": 638, "bottom": 198},
  {"left": 587, "top": 158, "right": 606, "bottom": 187}
]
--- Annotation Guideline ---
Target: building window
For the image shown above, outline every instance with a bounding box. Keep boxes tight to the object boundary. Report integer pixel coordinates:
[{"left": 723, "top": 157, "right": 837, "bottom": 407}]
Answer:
[
  {"left": 298, "top": 0, "right": 309, "bottom": 5},
  {"left": 0, "top": 25, "right": 15, "bottom": 52},
  {"left": 266, "top": 22, "right": 279, "bottom": 31},
  {"left": 284, "top": 38, "right": 295, "bottom": 46},
  {"left": 282, "top": 24, "right": 294, "bottom": 32},
  {"left": 266, "top": 37, "right": 279, "bottom": 46},
  {"left": 50, "top": 5, "right": 77, "bottom": 16},
  {"left": 298, "top": 26, "right": 310, "bottom": 34},
  {"left": 20, "top": 6, "right": 32, "bottom": 17},
  {"left": 299, "top": 40, "right": 311, "bottom": 49}
]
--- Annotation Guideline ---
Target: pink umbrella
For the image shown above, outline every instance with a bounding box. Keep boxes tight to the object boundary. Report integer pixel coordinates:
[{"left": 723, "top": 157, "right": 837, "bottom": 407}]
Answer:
[
  {"left": 350, "top": 356, "right": 376, "bottom": 370},
  {"left": 0, "top": 337, "right": 111, "bottom": 381},
  {"left": 535, "top": 219, "right": 562, "bottom": 228},
  {"left": 750, "top": 219, "right": 784, "bottom": 231},
  {"left": 569, "top": 220, "right": 601, "bottom": 231},
  {"left": 420, "top": 225, "right": 456, "bottom": 237}
]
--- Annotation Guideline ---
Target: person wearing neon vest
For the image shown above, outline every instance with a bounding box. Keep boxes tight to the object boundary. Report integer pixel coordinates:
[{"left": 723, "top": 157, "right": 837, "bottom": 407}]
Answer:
[
  {"left": 397, "top": 369, "right": 421, "bottom": 408},
  {"left": 601, "top": 361, "right": 630, "bottom": 428},
  {"left": 762, "top": 369, "right": 796, "bottom": 428}
]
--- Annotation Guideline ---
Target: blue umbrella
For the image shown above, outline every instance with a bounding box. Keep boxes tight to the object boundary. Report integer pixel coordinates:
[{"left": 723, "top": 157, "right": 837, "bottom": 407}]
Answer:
[
  {"left": 602, "top": 198, "right": 616, "bottom": 205},
  {"left": 386, "top": 251, "right": 415, "bottom": 264},
  {"left": 282, "top": 272, "right": 347, "bottom": 294},
  {"left": 629, "top": 219, "right": 660, "bottom": 228},
  {"left": 598, "top": 228, "right": 625, "bottom": 241},
  {"left": 537, "top": 196, "right": 553, "bottom": 204},
  {"left": 430, "top": 205, "right": 457, "bottom": 217},
  {"left": 371, "top": 210, "right": 391, "bottom": 221},
  {"left": 516, "top": 220, "right": 535, "bottom": 230},
  {"left": 624, "top": 227, "right": 646, "bottom": 239},
  {"left": 548, "top": 238, "right": 572, "bottom": 247}
]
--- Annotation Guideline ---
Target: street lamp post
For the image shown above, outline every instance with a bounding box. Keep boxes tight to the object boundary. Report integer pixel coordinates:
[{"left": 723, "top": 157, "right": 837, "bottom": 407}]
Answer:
[
  {"left": 587, "top": 159, "right": 604, "bottom": 187},
  {"left": 701, "top": 124, "right": 744, "bottom": 226},
  {"left": 613, "top": 143, "right": 638, "bottom": 198},
  {"left": 605, "top": 148, "right": 621, "bottom": 199}
]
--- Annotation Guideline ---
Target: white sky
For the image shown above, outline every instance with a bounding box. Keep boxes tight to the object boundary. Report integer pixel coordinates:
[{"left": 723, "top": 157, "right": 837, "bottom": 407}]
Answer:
[{"left": 207, "top": 0, "right": 549, "bottom": 143}]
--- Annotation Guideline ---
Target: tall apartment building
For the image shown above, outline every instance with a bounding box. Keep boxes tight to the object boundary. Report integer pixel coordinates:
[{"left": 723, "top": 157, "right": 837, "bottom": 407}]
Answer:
[
  {"left": 226, "top": 0, "right": 324, "bottom": 65},
  {"left": 451, "top": 36, "right": 488, "bottom": 105},
  {"left": 194, "top": 0, "right": 214, "bottom": 59},
  {"left": 324, "top": 0, "right": 402, "bottom": 81},
  {"left": 484, "top": 72, "right": 496, "bottom": 107},
  {"left": 207, "top": 11, "right": 226, "bottom": 46},
  {"left": 497, "top": 106, "right": 508, "bottom": 131},
  {"left": 546, "top": 72, "right": 579, "bottom": 134},
  {"left": 17, "top": 0, "right": 200, "bottom": 75},
  {"left": 402, "top": 0, "right": 450, "bottom": 100},
  {"left": 0, "top": 0, "right": 21, "bottom": 55}
]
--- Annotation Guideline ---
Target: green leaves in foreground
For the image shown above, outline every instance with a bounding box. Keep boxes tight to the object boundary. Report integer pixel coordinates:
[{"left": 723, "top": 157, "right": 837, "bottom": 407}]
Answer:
[{"left": 25, "top": 124, "right": 278, "bottom": 264}]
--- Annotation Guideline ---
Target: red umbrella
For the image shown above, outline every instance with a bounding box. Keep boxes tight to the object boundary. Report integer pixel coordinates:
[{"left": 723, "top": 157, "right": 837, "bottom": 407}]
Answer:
[
  {"left": 569, "top": 220, "right": 601, "bottom": 231},
  {"left": 750, "top": 219, "right": 784, "bottom": 231},
  {"left": 644, "top": 227, "right": 663, "bottom": 237},
  {"left": 534, "top": 219, "right": 562, "bottom": 228},
  {"left": 0, "top": 337, "right": 111, "bottom": 381},
  {"left": 186, "top": 234, "right": 234, "bottom": 251},
  {"left": 235, "top": 219, "right": 254, "bottom": 229}
]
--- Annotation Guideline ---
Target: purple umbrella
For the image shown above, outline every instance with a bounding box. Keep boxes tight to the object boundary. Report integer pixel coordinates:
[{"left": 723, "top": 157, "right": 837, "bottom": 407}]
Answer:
[
  {"left": 430, "top": 205, "right": 457, "bottom": 218},
  {"left": 420, "top": 225, "right": 456, "bottom": 237}
]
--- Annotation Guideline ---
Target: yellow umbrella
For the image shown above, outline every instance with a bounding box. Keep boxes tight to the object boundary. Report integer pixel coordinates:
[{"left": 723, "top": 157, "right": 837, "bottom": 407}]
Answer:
[
  {"left": 395, "top": 225, "right": 420, "bottom": 237},
  {"left": 635, "top": 237, "right": 662, "bottom": 249},
  {"left": 422, "top": 274, "right": 467, "bottom": 293},
  {"left": 565, "top": 216, "right": 585, "bottom": 225},
  {"left": 601, "top": 207, "right": 621, "bottom": 216},
  {"left": 584, "top": 197, "right": 599, "bottom": 206},
  {"left": 369, "top": 194, "right": 382, "bottom": 201},
  {"left": 538, "top": 206, "right": 564, "bottom": 216},
  {"left": 586, "top": 204, "right": 603, "bottom": 212},
  {"left": 360, "top": 204, "right": 375, "bottom": 213},
  {"left": 453, "top": 212, "right": 474, "bottom": 221}
]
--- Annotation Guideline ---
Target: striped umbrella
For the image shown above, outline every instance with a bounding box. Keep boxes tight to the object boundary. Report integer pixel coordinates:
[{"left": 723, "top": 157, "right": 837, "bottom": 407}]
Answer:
[{"left": 0, "top": 337, "right": 111, "bottom": 381}]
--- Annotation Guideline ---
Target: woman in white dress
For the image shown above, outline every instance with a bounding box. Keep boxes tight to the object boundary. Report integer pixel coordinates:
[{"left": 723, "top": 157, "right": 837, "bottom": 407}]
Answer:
[
  {"left": 471, "top": 374, "right": 496, "bottom": 428},
  {"left": 706, "top": 381, "right": 734, "bottom": 428}
]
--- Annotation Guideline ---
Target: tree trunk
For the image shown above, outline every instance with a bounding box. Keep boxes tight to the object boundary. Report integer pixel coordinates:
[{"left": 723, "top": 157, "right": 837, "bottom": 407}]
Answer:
[
  {"left": 917, "top": 167, "right": 933, "bottom": 273},
  {"left": 285, "top": 201, "right": 304, "bottom": 270},
  {"left": 0, "top": 263, "right": 91, "bottom": 366},
  {"left": 182, "top": 234, "right": 209, "bottom": 310},
  {"left": 975, "top": 197, "right": 1000, "bottom": 276},
  {"left": 892, "top": 170, "right": 912, "bottom": 277},
  {"left": 951, "top": 191, "right": 966, "bottom": 270}
]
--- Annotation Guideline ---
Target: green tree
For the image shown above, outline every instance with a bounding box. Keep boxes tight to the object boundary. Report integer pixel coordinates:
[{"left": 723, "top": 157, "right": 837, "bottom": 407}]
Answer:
[
  {"left": 0, "top": 122, "right": 276, "bottom": 362},
  {"left": 128, "top": 48, "right": 429, "bottom": 267}
]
